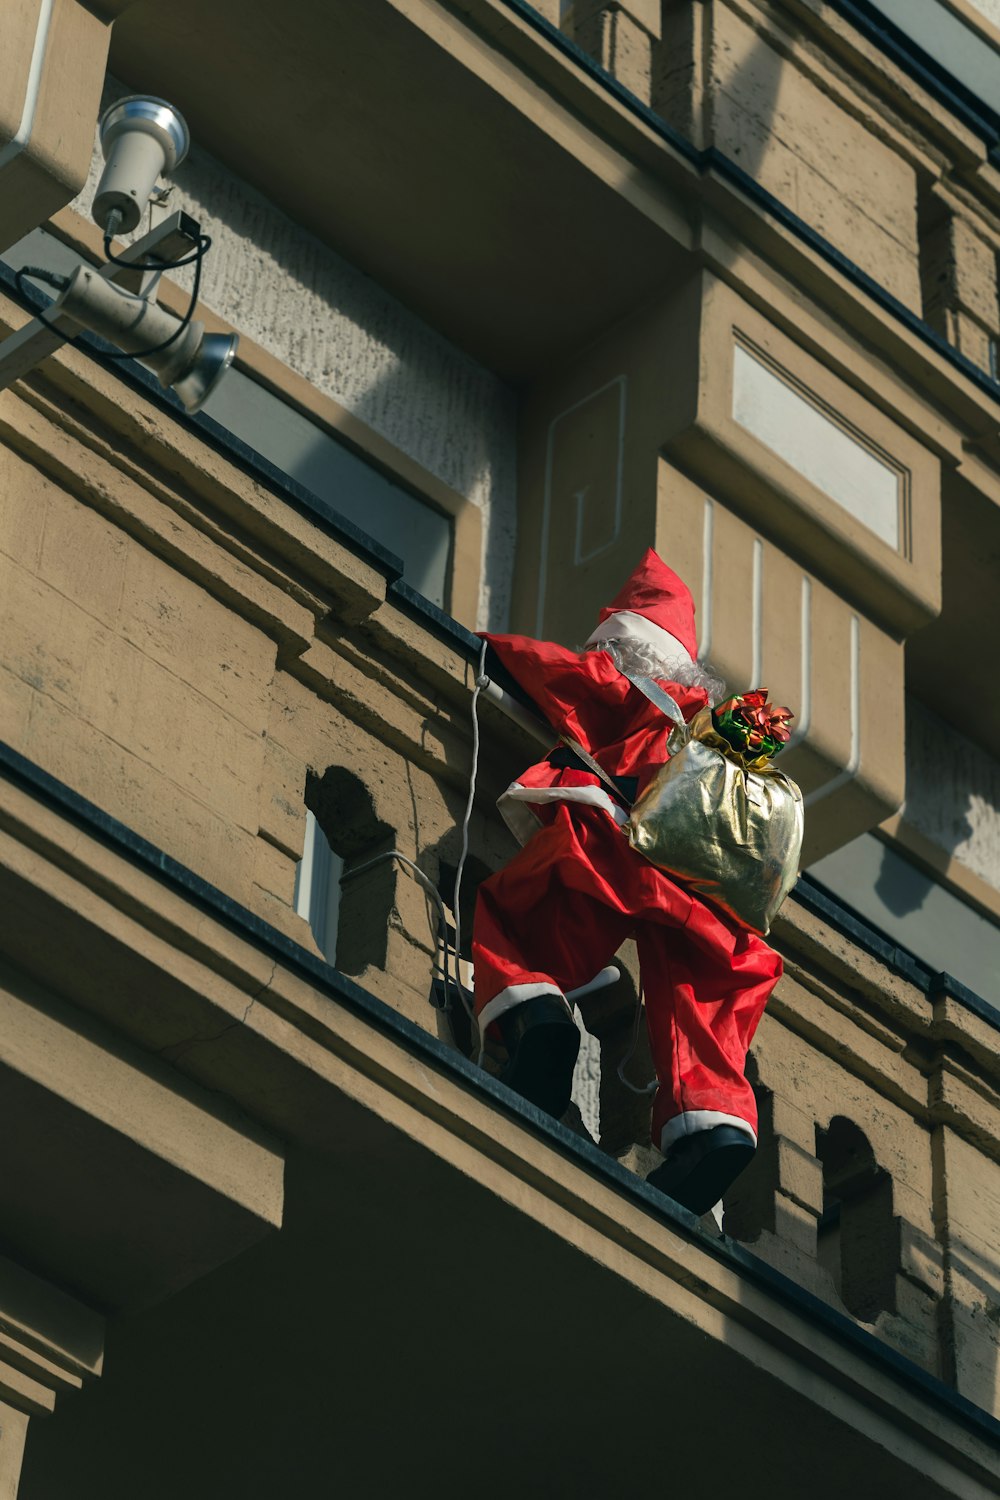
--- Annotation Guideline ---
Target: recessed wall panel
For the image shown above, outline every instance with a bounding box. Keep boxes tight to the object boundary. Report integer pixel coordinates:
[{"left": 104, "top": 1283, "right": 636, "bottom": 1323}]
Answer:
[{"left": 732, "top": 344, "right": 902, "bottom": 551}]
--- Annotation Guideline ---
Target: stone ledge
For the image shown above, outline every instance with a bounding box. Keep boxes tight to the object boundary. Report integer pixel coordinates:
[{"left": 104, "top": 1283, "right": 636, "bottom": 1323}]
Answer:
[{"left": 1, "top": 743, "right": 1000, "bottom": 1476}]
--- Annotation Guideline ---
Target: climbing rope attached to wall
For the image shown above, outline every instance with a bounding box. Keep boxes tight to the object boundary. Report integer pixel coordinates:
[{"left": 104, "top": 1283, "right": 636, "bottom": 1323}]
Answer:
[{"left": 339, "top": 640, "right": 489, "bottom": 1053}]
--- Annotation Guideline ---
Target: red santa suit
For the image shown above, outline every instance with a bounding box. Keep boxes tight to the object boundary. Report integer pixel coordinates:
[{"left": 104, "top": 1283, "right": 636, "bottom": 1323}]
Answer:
[{"left": 471, "top": 551, "right": 783, "bottom": 1156}]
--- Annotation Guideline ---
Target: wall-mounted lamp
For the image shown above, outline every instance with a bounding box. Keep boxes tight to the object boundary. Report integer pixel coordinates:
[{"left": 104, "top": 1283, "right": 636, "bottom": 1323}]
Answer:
[
  {"left": 93, "top": 96, "right": 190, "bottom": 235},
  {"left": 53, "top": 258, "right": 236, "bottom": 411},
  {"left": 0, "top": 95, "right": 237, "bottom": 413}
]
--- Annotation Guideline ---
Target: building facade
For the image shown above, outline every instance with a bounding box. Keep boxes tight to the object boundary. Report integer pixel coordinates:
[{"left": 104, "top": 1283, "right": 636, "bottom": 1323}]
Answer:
[{"left": 0, "top": 0, "right": 998, "bottom": 1493}]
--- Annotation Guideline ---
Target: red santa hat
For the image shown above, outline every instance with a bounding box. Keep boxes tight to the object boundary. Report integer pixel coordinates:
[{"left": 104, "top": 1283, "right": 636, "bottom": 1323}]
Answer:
[{"left": 584, "top": 547, "right": 698, "bottom": 663}]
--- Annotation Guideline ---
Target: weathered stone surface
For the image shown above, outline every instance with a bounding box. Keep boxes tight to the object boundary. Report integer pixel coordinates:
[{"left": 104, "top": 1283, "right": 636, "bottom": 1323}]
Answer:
[
  {"left": 257, "top": 737, "right": 308, "bottom": 859},
  {"left": 710, "top": 6, "right": 921, "bottom": 306},
  {"left": 1, "top": 1, "right": 998, "bottom": 1463},
  {"left": 252, "top": 836, "right": 297, "bottom": 909},
  {"left": 937, "top": 1128, "right": 1000, "bottom": 1411},
  {"left": 118, "top": 543, "right": 275, "bottom": 735}
]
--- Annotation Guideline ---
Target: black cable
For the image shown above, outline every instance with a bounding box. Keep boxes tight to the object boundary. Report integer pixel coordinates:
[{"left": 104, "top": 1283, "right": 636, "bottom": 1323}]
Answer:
[
  {"left": 13, "top": 265, "right": 74, "bottom": 336},
  {"left": 102, "top": 230, "right": 211, "bottom": 272},
  {"left": 14, "top": 265, "right": 68, "bottom": 297},
  {"left": 14, "top": 228, "right": 211, "bottom": 365},
  {"left": 95, "top": 232, "right": 209, "bottom": 362}
]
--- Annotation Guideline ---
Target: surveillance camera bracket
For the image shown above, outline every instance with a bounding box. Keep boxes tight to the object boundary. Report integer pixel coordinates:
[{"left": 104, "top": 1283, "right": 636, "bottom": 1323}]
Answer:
[{"left": 0, "top": 210, "right": 202, "bottom": 392}]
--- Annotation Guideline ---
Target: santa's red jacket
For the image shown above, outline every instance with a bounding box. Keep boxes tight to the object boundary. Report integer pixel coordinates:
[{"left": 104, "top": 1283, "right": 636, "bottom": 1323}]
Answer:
[
  {"left": 482, "top": 632, "right": 709, "bottom": 845},
  {"left": 471, "top": 630, "right": 782, "bottom": 1156}
]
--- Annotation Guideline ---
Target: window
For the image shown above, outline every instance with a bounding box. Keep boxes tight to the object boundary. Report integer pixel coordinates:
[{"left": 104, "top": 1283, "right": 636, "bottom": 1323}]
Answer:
[
  {"left": 293, "top": 810, "right": 343, "bottom": 964},
  {"left": 808, "top": 833, "right": 999, "bottom": 1000},
  {"left": 731, "top": 343, "right": 903, "bottom": 551},
  {"left": 815, "top": 1117, "right": 897, "bottom": 1324},
  {"left": 866, "top": 2, "right": 1000, "bottom": 112},
  {"left": 200, "top": 368, "right": 451, "bottom": 607}
]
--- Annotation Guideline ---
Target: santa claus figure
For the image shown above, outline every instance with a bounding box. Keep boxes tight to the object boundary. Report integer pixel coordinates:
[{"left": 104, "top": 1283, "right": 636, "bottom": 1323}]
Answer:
[{"left": 472, "top": 549, "right": 786, "bottom": 1215}]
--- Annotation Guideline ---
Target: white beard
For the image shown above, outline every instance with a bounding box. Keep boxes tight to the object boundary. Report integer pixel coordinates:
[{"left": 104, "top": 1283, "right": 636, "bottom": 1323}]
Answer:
[{"left": 586, "top": 637, "right": 727, "bottom": 708}]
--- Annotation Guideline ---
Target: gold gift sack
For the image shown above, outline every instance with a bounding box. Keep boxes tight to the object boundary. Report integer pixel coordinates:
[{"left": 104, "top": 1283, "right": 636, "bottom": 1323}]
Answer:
[{"left": 627, "top": 709, "right": 803, "bottom": 936}]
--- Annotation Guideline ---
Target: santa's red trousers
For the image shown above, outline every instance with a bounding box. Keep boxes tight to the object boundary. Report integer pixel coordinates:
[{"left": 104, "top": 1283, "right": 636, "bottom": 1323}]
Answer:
[{"left": 472, "top": 804, "right": 782, "bottom": 1150}]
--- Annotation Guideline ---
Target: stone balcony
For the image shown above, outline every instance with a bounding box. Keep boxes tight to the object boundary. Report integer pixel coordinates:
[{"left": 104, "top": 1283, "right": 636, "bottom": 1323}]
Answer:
[
  {"left": 0, "top": 2, "right": 998, "bottom": 1492},
  {"left": 0, "top": 267, "right": 998, "bottom": 1493}
]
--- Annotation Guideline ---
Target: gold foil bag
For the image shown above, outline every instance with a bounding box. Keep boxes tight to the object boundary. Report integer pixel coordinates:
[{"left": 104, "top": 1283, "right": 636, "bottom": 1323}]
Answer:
[{"left": 627, "top": 709, "right": 803, "bottom": 935}]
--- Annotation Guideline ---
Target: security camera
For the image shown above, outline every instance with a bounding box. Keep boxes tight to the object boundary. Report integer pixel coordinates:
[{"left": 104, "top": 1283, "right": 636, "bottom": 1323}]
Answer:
[
  {"left": 2, "top": 100, "right": 235, "bottom": 413},
  {"left": 93, "top": 96, "right": 190, "bottom": 236},
  {"left": 51, "top": 262, "right": 237, "bottom": 412}
]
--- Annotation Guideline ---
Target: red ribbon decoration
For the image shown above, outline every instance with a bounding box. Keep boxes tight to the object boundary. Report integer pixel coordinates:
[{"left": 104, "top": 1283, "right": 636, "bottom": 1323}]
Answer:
[{"left": 717, "top": 691, "right": 793, "bottom": 751}]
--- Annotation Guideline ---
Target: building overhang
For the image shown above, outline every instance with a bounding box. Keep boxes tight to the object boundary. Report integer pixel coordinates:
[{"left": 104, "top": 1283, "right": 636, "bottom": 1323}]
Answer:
[
  {"left": 92, "top": 0, "right": 695, "bottom": 379},
  {"left": 83, "top": 0, "right": 1000, "bottom": 757},
  {"left": 0, "top": 3, "right": 110, "bottom": 254},
  {"left": 1, "top": 742, "right": 997, "bottom": 1493},
  {"left": 83, "top": 2, "right": 1000, "bottom": 427}
]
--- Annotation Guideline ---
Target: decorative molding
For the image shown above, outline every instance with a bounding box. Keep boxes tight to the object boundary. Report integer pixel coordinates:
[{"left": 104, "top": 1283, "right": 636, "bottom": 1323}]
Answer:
[
  {"left": 662, "top": 474, "right": 891, "bottom": 860},
  {"left": 751, "top": 535, "right": 764, "bottom": 687},
  {"left": 804, "top": 613, "right": 862, "bottom": 809},
  {"left": 732, "top": 340, "right": 907, "bottom": 554},
  {"left": 786, "top": 576, "right": 814, "bottom": 752},
  {"left": 0, "top": 0, "right": 54, "bottom": 175},
  {"left": 538, "top": 375, "right": 627, "bottom": 636},
  {"left": 698, "top": 496, "right": 715, "bottom": 659}
]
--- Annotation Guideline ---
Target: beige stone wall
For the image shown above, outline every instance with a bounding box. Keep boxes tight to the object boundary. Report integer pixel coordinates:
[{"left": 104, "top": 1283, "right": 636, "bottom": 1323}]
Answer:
[
  {"left": 732, "top": 964, "right": 943, "bottom": 1373},
  {"left": 920, "top": 195, "right": 1000, "bottom": 376},
  {"left": 0, "top": 293, "right": 518, "bottom": 1025},
  {"left": 730, "top": 900, "right": 1000, "bottom": 1410},
  {"left": 903, "top": 699, "right": 1000, "bottom": 896},
  {"left": 709, "top": 1, "right": 921, "bottom": 307},
  {"left": 0, "top": 4, "right": 998, "bottom": 1480},
  {"left": 0, "top": 387, "right": 281, "bottom": 909},
  {"left": 573, "top": 1, "right": 663, "bottom": 102},
  {"left": 576, "top": 0, "right": 1000, "bottom": 338},
  {"left": 937, "top": 1130, "right": 1000, "bottom": 1413}
]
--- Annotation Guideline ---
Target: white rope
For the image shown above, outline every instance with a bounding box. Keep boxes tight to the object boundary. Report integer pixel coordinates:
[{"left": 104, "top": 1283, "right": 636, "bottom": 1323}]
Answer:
[
  {"left": 453, "top": 640, "right": 489, "bottom": 1048},
  {"left": 616, "top": 983, "right": 658, "bottom": 1096},
  {"left": 341, "top": 851, "right": 452, "bottom": 1012},
  {"left": 338, "top": 639, "right": 488, "bottom": 1048}
]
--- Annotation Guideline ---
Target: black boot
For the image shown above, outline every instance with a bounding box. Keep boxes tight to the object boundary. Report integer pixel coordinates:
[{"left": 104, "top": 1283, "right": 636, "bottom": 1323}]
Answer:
[
  {"left": 497, "top": 996, "right": 580, "bottom": 1119},
  {"left": 646, "top": 1125, "right": 755, "bottom": 1216}
]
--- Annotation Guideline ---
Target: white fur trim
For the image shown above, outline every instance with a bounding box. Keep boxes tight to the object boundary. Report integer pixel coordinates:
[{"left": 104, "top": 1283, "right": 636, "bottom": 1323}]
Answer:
[
  {"left": 497, "top": 781, "right": 629, "bottom": 847},
  {"left": 478, "top": 982, "right": 570, "bottom": 1032},
  {"left": 566, "top": 965, "right": 619, "bottom": 1001},
  {"left": 497, "top": 795, "right": 544, "bottom": 845},
  {"left": 585, "top": 609, "right": 693, "bottom": 665},
  {"left": 658, "top": 1111, "right": 758, "bottom": 1154}
]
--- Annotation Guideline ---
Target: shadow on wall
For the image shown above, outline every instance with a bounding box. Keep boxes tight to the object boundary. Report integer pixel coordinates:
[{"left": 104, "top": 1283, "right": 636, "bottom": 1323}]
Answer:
[
  {"left": 815, "top": 1116, "right": 897, "bottom": 1325},
  {"left": 305, "top": 764, "right": 394, "bottom": 977},
  {"left": 75, "top": 78, "right": 517, "bottom": 628},
  {"left": 871, "top": 804, "right": 969, "bottom": 919},
  {"left": 643, "top": 0, "right": 786, "bottom": 181},
  {"left": 873, "top": 841, "right": 935, "bottom": 919},
  {"left": 903, "top": 698, "right": 996, "bottom": 890},
  {"left": 165, "top": 139, "right": 516, "bottom": 625},
  {"left": 875, "top": 697, "right": 992, "bottom": 921}
]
